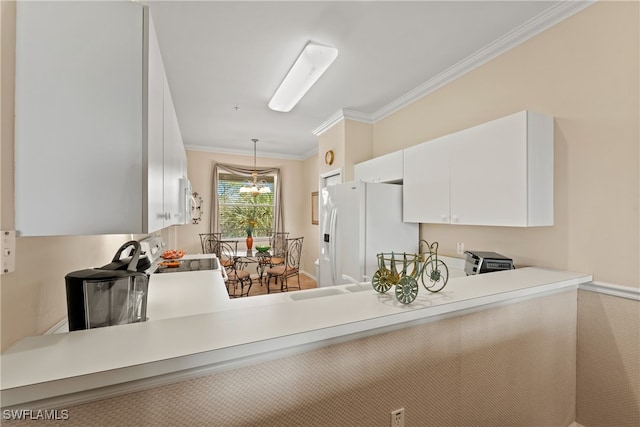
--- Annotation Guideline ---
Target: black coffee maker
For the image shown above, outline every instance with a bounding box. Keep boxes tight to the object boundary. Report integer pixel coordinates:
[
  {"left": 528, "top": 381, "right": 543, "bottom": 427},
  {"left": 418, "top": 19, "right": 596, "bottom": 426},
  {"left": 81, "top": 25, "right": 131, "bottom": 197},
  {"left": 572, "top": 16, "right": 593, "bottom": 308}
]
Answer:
[{"left": 65, "top": 241, "right": 149, "bottom": 331}]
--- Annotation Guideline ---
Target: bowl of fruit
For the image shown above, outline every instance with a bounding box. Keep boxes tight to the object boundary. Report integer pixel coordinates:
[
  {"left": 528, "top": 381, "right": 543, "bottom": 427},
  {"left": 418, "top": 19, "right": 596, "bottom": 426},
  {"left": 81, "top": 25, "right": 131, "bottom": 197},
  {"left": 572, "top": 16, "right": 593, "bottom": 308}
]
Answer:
[
  {"left": 161, "top": 249, "right": 185, "bottom": 260},
  {"left": 255, "top": 245, "right": 270, "bottom": 253}
]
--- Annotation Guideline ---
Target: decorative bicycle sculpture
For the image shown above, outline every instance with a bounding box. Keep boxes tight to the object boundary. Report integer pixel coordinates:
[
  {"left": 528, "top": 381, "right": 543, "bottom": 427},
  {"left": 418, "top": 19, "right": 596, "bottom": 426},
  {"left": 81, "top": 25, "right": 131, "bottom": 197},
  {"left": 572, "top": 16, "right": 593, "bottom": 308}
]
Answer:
[{"left": 371, "top": 240, "right": 449, "bottom": 304}]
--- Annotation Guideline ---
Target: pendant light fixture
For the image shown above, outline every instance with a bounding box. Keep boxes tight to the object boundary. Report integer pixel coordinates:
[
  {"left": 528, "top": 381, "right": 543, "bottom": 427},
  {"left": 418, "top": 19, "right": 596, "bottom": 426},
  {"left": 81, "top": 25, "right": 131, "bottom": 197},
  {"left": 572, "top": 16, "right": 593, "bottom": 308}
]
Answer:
[{"left": 239, "top": 138, "right": 271, "bottom": 197}]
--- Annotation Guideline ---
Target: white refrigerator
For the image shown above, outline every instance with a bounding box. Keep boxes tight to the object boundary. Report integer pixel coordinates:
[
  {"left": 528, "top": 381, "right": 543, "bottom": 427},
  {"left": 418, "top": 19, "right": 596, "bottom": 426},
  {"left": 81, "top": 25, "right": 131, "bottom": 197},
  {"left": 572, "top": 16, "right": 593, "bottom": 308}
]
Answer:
[{"left": 319, "top": 181, "right": 418, "bottom": 287}]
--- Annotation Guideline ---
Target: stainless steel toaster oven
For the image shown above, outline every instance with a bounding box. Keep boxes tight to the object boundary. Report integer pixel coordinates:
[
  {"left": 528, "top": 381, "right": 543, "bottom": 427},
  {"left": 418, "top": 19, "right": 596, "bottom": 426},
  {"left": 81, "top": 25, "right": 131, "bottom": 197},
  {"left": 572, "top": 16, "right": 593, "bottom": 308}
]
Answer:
[{"left": 464, "top": 250, "right": 514, "bottom": 275}]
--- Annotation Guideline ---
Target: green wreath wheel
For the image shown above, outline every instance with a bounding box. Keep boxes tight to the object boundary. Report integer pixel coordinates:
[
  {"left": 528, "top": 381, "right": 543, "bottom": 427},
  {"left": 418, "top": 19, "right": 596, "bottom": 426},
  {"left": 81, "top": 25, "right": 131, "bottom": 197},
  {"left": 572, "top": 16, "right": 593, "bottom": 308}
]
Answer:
[
  {"left": 421, "top": 258, "right": 449, "bottom": 293},
  {"left": 395, "top": 276, "right": 418, "bottom": 304},
  {"left": 372, "top": 269, "right": 392, "bottom": 293}
]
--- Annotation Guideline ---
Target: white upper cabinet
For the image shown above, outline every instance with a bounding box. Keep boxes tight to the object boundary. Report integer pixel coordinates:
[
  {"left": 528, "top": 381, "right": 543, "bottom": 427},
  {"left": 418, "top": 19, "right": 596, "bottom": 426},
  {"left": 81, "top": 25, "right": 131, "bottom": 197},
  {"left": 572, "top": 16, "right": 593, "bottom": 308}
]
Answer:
[
  {"left": 403, "top": 111, "right": 553, "bottom": 227},
  {"left": 161, "top": 75, "right": 187, "bottom": 227},
  {"left": 146, "top": 14, "right": 167, "bottom": 233},
  {"left": 403, "top": 136, "right": 451, "bottom": 223},
  {"left": 14, "top": 2, "right": 186, "bottom": 236},
  {"left": 354, "top": 150, "right": 403, "bottom": 183}
]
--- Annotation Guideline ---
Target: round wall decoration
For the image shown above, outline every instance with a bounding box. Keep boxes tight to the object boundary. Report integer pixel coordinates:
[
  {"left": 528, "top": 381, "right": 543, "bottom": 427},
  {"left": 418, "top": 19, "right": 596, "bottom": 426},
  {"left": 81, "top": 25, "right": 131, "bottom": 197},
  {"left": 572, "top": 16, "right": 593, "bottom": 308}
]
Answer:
[{"left": 324, "top": 150, "right": 334, "bottom": 165}]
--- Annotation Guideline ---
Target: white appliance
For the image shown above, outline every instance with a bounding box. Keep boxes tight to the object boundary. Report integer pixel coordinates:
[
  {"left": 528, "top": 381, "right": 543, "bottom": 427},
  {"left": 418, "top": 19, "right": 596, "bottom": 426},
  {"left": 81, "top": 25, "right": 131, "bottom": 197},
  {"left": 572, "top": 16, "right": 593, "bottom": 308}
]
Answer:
[
  {"left": 139, "top": 236, "right": 225, "bottom": 279},
  {"left": 319, "top": 181, "right": 418, "bottom": 287},
  {"left": 180, "top": 177, "right": 195, "bottom": 225}
]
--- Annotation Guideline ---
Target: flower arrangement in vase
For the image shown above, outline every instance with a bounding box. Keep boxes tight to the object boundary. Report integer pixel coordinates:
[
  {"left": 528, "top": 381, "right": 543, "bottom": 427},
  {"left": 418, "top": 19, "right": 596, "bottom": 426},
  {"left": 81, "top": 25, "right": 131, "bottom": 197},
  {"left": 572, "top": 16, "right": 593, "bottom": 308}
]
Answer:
[{"left": 244, "top": 221, "right": 256, "bottom": 250}]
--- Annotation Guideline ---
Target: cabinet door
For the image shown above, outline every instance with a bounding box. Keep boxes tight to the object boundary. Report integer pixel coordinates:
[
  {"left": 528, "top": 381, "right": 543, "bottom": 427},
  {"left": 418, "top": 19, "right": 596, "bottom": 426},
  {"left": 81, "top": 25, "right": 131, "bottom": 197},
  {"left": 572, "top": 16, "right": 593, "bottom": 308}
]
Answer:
[
  {"left": 354, "top": 151, "right": 403, "bottom": 183},
  {"left": 402, "top": 137, "right": 450, "bottom": 223},
  {"left": 170, "top": 111, "right": 187, "bottom": 225},
  {"left": 450, "top": 113, "right": 528, "bottom": 226},
  {"left": 15, "top": 1, "right": 145, "bottom": 236},
  {"left": 163, "top": 77, "right": 183, "bottom": 227},
  {"left": 146, "top": 15, "right": 166, "bottom": 233}
]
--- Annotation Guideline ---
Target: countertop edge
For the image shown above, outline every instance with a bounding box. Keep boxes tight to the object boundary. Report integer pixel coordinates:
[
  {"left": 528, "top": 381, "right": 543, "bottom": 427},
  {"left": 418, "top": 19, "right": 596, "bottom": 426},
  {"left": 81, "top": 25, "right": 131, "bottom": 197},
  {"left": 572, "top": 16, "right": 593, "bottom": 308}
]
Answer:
[{"left": 0, "top": 268, "right": 592, "bottom": 408}]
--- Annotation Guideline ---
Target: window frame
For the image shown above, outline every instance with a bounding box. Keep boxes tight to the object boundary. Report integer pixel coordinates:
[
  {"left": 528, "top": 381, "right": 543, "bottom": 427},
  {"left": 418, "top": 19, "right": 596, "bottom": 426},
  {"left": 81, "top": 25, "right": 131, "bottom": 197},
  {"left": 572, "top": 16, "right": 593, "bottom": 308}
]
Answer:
[{"left": 217, "top": 171, "right": 276, "bottom": 240}]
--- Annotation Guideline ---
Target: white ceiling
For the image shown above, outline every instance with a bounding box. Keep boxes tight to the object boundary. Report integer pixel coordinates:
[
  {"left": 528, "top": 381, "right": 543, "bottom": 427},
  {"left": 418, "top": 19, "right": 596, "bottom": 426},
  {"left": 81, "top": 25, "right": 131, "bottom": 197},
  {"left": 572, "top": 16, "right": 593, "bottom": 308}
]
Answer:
[{"left": 147, "top": 1, "right": 590, "bottom": 160}]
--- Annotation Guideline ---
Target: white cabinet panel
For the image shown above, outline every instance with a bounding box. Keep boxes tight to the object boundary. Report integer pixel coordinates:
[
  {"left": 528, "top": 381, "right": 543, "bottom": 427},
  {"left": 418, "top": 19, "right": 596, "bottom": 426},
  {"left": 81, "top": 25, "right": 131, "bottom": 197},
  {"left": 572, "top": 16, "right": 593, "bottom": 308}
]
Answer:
[
  {"left": 402, "top": 111, "right": 553, "bottom": 227},
  {"left": 15, "top": 2, "right": 187, "bottom": 236},
  {"left": 162, "top": 77, "right": 185, "bottom": 227},
  {"left": 354, "top": 151, "right": 403, "bottom": 183},
  {"left": 15, "top": 1, "right": 144, "bottom": 236},
  {"left": 146, "top": 14, "right": 166, "bottom": 233},
  {"left": 403, "top": 137, "right": 450, "bottom": 223},
  {"left": 450, "top": 113, "right": 528, "bottom": 226}
]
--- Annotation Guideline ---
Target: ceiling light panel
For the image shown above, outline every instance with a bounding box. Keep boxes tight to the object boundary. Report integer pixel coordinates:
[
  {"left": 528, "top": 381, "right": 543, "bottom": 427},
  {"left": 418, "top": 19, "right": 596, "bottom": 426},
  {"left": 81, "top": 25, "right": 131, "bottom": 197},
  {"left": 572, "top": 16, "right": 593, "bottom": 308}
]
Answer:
[{"left": 268, "top": 41, "right": 338, "bottom": 113}]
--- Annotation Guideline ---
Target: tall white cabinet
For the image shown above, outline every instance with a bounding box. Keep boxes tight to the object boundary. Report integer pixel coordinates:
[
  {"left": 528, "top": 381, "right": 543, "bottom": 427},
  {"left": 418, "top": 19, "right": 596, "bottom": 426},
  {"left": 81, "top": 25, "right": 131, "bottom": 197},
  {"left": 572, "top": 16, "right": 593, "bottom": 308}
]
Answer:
[
  {"left": 15, "top": 2, "right": 187, "bottom": 236},
  {"left": 403, "top": 111, "right": 554, "bottom": 227}
]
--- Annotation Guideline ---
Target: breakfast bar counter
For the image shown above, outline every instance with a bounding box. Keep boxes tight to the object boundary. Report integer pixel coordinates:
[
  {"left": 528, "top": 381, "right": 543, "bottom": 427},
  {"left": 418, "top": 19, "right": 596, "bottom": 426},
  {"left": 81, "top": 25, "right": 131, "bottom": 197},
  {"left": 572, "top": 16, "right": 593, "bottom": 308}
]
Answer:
[{"left": 0, "top": 267, "right": 592, "bottom": 408}]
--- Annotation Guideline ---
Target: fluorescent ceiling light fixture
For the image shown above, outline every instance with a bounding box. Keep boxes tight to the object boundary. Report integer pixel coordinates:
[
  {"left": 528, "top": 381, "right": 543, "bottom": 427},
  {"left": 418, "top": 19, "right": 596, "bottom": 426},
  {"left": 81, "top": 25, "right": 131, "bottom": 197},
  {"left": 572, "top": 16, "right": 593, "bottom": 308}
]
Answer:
[{"left": 268, "top": 41, "right": 338, "bottom": 112}]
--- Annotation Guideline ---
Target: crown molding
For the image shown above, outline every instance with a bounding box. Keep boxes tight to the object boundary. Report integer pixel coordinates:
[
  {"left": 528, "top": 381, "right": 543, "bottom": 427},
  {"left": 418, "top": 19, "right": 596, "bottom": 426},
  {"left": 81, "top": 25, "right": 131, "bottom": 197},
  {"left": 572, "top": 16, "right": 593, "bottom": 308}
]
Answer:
[
  {"left": 379, "top": 1, "right": 594, "bottom": 121},
  {"left": 370, "top": 0, "right": 596, "bottom": 122},
  {"left": 313, "top": 0, "right": 596, "bottom": 129},
  {"left": 312, "top": 108, "right": 375, "bottom": 137},
  {"left": 184, "top": 143, "right": 313, "bottom": 161},
  {"left": 311, "top": 110, "right": 344, "bottom": 137}
]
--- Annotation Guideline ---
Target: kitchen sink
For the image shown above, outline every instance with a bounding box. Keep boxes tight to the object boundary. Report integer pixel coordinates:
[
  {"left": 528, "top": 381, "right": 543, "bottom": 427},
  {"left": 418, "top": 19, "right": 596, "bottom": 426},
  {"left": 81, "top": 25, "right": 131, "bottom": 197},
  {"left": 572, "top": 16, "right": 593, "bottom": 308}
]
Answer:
[
  {"left": 344, "top": 284, "right": 371, "bottom": 293},
  {"left": 287, "top": 288, "right": 346, "bottom": 301}
]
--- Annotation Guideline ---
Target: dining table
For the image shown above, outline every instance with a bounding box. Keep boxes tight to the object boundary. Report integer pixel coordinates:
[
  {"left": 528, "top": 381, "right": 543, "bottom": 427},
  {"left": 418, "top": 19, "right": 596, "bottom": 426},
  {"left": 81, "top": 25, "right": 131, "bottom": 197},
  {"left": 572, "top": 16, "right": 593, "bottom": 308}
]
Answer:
[{"left": 234, "top": 249, "right": 273, "bottom": 285}]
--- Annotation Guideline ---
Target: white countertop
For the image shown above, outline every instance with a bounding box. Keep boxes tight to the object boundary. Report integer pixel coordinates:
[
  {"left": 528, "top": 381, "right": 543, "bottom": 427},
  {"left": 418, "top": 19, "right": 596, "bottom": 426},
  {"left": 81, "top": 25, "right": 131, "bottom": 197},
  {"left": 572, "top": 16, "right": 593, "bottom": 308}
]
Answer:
[{"left": 0, "top": 266, "right": 592, "bottom": 408}]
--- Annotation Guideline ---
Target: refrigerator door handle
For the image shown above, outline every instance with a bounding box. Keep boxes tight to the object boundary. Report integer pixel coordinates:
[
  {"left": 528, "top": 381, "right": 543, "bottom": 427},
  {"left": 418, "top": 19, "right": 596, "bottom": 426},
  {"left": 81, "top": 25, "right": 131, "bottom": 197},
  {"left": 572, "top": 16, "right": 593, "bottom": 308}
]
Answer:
[{"left": 330, "top": 208, "right": 338, "bottom": 285}]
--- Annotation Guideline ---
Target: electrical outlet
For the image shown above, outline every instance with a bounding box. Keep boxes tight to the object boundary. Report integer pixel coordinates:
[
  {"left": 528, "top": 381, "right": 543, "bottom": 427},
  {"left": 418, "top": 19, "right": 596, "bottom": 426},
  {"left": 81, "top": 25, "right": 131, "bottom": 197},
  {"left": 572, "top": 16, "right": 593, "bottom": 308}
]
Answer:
[
  {"left": 1, "top": 230, "right": 16, "bottom": 275},
  {"left": 390, "top": 408, "right": 405, "bottom": 427},
  {"left": 456, "top": 241, "right": 465, "bottom": 255}
]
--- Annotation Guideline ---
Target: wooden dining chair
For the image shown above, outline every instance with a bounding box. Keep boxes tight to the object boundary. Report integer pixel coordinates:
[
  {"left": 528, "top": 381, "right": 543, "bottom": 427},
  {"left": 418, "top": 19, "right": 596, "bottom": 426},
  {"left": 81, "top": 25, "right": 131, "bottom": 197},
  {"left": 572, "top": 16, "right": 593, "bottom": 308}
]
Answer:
[
  {"left": 265, "top": 237, "right": 303, "bottom": 293},
  {"left": 219, "top": 241, "right": 252, "bottom": 297}
]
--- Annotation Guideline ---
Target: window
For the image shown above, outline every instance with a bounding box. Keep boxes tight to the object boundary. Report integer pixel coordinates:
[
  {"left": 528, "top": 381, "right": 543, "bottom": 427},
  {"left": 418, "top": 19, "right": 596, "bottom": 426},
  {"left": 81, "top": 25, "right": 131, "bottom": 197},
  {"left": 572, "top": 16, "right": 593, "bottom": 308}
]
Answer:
[{"left": 217, "top": 172, "right": 275, "bottom": 239}]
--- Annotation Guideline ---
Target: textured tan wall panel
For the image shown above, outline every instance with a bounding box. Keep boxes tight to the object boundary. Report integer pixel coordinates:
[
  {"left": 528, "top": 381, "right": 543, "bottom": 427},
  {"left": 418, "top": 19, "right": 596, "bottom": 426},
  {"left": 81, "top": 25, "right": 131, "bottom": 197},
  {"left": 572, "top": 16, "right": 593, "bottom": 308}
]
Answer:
[
  {"left": 576, "top": 291, "right": 640, "bottom": 426},
  {"left": 459, "top": 293, "right": 577, "bottom": 426},
  {"left": 4, "top": 291, "right": 578, "bottom": 427}
]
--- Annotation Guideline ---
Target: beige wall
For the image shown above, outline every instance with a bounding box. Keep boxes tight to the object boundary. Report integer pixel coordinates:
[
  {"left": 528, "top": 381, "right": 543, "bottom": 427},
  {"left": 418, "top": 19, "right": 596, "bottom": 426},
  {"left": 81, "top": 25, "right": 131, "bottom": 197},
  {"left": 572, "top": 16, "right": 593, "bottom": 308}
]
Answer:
[
  {"left": 177, "top": 149, "right": 319, "bottom": 275},
  {"left": 301, "top": 154, "right": 320, "bottom": 276},
  {"left": 372, "top": 1, "right": 639, "bottom": 289},
  {"left": 366, "top": 3, "right": 640, "bottom": 425},
  {"left": 577, "top": 291, "right": 640, "bottom": 425},
  {"left": 344, "top": 120, "right": 373, "bottom": 182},
  {"left": 318, "top": 119, "right": 345, "bottom": 178},
  {"left": 317, "top": 119, "right": 374, "bottom": 182}
]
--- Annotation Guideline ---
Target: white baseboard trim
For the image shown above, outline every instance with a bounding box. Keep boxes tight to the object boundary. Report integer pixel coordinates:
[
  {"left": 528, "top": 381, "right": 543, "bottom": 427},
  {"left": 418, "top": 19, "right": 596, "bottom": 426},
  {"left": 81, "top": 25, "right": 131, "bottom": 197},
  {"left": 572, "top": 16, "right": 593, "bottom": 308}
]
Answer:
[
  {"left": 579, "top": 281, "right": 640, "bottom": 301},
  {"left": 301, "top": 270, "right": 316, "bottom": 281},
  {"left": 43, "top": 318, "right": 68, "bottom": 335}
]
